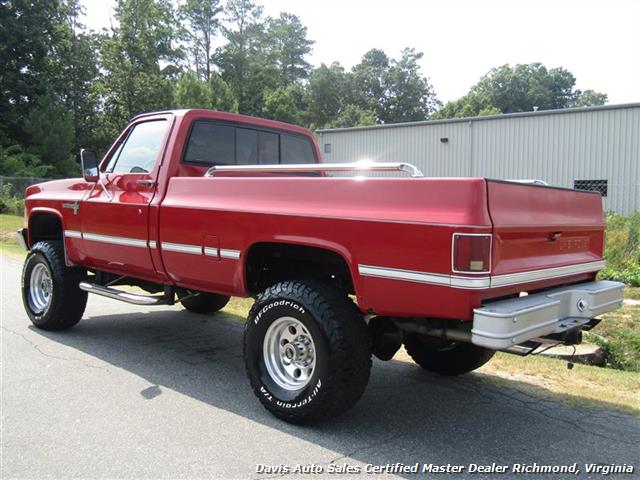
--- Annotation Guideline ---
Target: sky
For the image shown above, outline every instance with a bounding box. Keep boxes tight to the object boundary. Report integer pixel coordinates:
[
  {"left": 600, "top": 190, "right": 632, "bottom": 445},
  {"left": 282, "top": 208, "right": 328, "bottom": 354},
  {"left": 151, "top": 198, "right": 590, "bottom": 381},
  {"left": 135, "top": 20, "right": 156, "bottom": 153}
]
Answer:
[{"left": 81, "top": 0, "right": 640, "bottom": 105}]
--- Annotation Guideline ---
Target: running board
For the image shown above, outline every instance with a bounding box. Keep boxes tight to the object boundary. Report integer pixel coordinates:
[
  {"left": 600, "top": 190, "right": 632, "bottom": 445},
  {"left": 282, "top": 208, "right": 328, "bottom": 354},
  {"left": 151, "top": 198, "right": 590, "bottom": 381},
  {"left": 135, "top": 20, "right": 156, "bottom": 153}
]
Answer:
[{"left": 79, "top": 282, "right": 173, "bottom": 306}]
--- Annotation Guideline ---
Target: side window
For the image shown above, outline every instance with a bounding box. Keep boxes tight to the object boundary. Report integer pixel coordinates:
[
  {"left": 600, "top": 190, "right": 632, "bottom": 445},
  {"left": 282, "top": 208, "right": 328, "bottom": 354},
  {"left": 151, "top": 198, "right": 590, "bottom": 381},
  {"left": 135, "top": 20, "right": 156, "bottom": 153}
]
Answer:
[
  {"left": 109, "top": 120, "right": 168, "bottom": 173},
  {"left": 184, "top": 122, "right": 235, "bottom": 165},
  {"left": 236, "top": 128, "right": 258, "bottom": 164},
  {"left": 235, "top": 128, "right": 279, "bottom": 165},
  {"left": 281, "top": 134, "right": 316, "bottom": 164},
  {"left": 258, "top": 131, "right": 279, "bottom": 164}
]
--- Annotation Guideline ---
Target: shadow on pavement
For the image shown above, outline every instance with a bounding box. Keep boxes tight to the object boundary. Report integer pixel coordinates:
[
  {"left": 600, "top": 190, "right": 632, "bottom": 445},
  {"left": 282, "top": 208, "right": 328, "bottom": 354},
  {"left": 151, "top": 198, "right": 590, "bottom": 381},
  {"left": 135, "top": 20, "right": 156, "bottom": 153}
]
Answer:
[{"left": 30, "top": 308, "right": 640, "bottom": 476}]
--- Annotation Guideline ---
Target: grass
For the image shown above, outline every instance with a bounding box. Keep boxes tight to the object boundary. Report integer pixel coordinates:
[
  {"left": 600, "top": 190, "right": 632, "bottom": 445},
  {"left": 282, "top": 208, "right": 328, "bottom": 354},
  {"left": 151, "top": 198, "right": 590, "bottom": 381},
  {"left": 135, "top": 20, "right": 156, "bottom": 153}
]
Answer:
[
  {"left": 393, "top": 349, "right": 640, "bottom": 416},
  {"left": 472, "top": 353, "right": 638, "bottom": 415},
  {"left": 0, "top": 213, "right": 23, "bottom": 241},
  {"left": 2, "top": 213, "right": 638, "bottom": 414},
  {"left": 624, "top": 287, "right": 640, "bottom": 301},
  {"left": 0, "top": 213, "right": 25, "bottom": 258},
  {"left": 587, "top": 296, "right": 640, "bottom": 372}
]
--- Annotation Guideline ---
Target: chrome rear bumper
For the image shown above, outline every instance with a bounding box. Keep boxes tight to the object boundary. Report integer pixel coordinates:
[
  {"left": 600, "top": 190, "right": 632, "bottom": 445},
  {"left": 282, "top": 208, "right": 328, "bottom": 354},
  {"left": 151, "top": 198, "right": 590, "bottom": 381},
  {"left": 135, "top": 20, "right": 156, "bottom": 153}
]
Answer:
[{"left": 472, "top": 280, "right": 624, "bottom": 349}]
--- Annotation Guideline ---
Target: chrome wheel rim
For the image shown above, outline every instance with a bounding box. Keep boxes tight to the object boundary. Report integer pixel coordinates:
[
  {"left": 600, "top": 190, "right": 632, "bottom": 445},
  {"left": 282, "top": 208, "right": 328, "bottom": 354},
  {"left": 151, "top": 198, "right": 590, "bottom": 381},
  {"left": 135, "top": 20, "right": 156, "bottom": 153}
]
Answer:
[
  {"left": 28, "top": 263, "right": 53, "bottom": 314},
  {"left": 263, "top": 316, "right": 316, "bottom": 391}
]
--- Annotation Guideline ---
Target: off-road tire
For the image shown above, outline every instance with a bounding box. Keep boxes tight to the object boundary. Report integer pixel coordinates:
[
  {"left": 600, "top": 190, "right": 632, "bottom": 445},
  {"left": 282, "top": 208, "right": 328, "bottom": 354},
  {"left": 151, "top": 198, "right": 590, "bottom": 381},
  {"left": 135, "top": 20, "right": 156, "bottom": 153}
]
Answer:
[
  {"left": 244, "top": 280, "right": 372, "bottom": 424},
  {"left": 404, "top": 333, "right": 495, "bottom": 375},
  {"left": 21, "top": 241, "right": 87, "bottom": 330},
  {"left": 180, "top": 292, "right": 230, "bottom": 314}
]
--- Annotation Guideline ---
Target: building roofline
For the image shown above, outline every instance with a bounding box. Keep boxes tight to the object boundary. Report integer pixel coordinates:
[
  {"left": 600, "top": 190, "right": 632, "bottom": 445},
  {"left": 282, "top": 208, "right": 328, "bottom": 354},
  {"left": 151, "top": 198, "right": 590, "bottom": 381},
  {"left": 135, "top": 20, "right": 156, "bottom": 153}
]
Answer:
[{"left": 316, "top": 102, "right": 640, "bottom": 134}]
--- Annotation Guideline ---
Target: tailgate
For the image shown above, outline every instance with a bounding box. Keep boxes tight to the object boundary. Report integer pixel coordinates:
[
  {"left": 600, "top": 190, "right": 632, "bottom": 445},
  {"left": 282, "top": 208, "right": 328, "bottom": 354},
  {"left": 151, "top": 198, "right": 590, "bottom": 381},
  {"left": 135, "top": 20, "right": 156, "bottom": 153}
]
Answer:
[{"left": 486, "top": 180, "right": 605, "bottom": 278}]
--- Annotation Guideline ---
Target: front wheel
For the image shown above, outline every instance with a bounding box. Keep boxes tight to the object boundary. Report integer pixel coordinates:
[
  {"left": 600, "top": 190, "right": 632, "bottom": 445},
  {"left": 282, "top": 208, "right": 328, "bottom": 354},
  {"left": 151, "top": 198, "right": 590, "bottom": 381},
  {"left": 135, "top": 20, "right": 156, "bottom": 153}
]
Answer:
[
  {"left": 404, "top": 333, "right": 495, "bottom": 376},
  {"left": 244, "top": 280, "right": 372, "bottom": 424},
  {"left": 21, "top": 241, "right": 87, "bottom": 330}
]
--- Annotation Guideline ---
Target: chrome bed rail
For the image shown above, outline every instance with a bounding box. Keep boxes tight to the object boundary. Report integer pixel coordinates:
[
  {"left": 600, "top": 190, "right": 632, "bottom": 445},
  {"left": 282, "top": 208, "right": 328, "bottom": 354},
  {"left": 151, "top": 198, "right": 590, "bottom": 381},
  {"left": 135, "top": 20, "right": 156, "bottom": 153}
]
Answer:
[
  {"left": 204, "top": 162, "right": 425, "bottom": 178},
  {"left": 506, "top": 179, "right": 550, "bottom": 186}
]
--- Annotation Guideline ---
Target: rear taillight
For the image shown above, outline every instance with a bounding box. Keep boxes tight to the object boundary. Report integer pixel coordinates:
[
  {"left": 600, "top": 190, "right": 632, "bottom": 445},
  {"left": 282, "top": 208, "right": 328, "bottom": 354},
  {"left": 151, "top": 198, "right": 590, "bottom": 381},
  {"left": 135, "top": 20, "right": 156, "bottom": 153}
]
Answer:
[{"left": 452, "top": 234, "right": 492, "bottom": 274}]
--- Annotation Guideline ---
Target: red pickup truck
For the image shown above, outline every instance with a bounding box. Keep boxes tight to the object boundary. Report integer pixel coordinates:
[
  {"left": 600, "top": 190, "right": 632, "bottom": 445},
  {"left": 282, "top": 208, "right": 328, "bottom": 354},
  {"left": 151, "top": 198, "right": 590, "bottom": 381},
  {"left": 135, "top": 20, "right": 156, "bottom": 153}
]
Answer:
[{"left": 18, "top": 109, "right": 624, "bottom": 423}]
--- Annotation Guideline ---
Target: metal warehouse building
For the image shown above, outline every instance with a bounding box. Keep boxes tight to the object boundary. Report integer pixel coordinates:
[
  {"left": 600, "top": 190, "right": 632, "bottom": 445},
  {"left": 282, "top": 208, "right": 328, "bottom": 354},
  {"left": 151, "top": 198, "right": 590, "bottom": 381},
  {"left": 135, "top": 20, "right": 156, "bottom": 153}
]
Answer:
[{"left": 316, "top": 103, "right": 640, "bottom": 214}]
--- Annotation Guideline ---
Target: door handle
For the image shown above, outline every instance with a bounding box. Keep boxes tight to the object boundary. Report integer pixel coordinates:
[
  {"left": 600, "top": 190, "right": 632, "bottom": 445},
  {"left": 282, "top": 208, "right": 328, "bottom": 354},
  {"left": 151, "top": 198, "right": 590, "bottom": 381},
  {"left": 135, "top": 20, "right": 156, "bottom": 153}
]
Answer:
[{"left": 136, "top": 179, "right": 155, "bottom": 186}]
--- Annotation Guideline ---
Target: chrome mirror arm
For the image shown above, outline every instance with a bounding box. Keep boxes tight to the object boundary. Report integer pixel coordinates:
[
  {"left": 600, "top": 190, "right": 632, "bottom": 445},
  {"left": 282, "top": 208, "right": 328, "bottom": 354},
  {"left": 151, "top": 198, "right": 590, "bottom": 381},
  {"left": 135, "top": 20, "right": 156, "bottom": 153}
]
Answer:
[{"left": 97, "top": 176, "right": 114, "bottom": 200}]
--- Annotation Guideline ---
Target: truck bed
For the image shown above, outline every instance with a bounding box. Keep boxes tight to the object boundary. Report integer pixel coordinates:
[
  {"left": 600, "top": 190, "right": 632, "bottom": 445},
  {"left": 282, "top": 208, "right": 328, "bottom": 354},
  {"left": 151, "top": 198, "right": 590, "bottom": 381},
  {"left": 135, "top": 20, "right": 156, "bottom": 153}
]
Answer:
[{"left": 158, "top": 176, "right": 605, "bottom": 320}]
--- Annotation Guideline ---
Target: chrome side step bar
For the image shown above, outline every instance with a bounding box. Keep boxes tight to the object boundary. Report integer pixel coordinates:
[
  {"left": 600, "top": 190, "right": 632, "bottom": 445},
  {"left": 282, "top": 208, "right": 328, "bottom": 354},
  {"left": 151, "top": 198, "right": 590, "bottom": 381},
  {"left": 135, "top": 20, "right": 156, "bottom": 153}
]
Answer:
[{"left": 79, "top": 282, "right": 172, "bottom": 306}]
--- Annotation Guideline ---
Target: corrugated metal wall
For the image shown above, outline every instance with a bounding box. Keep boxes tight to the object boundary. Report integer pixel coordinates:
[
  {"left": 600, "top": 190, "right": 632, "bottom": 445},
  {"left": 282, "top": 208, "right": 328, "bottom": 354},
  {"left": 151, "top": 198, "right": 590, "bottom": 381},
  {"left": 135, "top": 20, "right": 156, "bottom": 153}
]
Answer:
[{"left": 317, "top": 104, "right": 640, "bottom": 214}]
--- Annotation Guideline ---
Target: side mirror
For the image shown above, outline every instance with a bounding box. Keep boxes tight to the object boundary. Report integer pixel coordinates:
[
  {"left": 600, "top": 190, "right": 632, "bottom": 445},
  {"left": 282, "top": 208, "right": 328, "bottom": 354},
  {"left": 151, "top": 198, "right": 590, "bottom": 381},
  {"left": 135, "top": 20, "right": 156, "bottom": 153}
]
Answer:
[{"left": 80, "top": 149, "right": 99, "bottom": 182}]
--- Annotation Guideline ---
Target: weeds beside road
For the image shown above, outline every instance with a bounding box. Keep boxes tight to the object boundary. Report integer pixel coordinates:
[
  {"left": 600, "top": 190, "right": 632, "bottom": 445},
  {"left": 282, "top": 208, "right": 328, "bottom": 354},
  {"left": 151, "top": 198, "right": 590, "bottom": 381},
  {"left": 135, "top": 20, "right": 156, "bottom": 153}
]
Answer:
[{"left": 600, "top": 211, "right": 640, "bottom": 286}]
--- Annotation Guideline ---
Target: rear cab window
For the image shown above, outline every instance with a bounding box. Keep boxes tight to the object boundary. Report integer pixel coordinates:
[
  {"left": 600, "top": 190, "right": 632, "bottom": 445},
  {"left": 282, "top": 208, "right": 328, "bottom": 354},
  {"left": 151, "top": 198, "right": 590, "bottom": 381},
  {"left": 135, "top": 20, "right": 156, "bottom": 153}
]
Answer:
[{"left": 182, "top": 120, "right": 317, "bottom": 167}]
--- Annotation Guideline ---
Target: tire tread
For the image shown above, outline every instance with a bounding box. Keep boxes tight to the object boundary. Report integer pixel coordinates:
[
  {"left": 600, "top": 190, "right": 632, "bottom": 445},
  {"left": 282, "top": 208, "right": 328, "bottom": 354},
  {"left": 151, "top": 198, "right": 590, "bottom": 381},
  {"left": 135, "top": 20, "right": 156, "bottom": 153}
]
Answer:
[
  {"left": 22, "top": 241, "right": 87, "bottom": 330},
  {"left": 244, "top": 280, "right": 372, "bottom": 424}
]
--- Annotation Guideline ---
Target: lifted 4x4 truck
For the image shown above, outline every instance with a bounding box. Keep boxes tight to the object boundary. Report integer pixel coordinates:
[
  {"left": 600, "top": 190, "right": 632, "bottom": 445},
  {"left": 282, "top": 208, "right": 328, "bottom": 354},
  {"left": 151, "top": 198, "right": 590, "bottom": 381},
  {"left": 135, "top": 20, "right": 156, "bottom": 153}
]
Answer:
[{"left": 18, "top": 109, "right": 624, "bottom": 424}]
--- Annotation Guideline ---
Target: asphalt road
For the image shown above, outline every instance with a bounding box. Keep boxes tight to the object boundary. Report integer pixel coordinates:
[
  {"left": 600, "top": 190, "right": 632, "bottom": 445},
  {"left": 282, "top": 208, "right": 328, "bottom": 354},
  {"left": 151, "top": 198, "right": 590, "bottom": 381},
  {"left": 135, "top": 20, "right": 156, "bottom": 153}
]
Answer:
[{"left": 2, "top": 253, "right": 639, "bottom": 479}]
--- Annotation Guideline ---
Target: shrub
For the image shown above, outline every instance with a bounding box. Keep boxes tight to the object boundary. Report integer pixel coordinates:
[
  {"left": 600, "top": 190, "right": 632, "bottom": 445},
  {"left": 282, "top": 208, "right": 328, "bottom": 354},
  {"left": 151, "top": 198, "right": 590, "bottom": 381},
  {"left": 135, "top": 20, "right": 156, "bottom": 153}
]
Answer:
[
  {"left": 599, "top": 212, "right": 640, "bottom": 287},
  {"left": 0, "top": 183, "right": 24, "bottom": 216},
  {"left": 588, "top": 329, "right": 640, "bottom": 372}
]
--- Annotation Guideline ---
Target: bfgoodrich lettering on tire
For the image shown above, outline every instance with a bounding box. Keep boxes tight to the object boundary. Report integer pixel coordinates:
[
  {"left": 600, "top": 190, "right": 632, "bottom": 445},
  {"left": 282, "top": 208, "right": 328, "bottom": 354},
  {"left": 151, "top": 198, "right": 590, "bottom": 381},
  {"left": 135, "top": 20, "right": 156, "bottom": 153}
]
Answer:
[
  {"left": 244, "top": 280, "right": 372, "bottom": 424},
  {"left": 21, "top": 241, "right": 87, "bottom": 331}
]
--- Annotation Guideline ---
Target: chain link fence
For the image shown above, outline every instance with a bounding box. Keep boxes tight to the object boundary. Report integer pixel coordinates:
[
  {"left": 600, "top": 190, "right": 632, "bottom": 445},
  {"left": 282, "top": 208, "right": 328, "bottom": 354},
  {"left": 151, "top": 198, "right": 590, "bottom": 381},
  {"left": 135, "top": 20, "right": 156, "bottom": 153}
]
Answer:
[
  {"left": 0, "top": 176, "right": 52, "bottom": 215},
  {"left": 0, "top": 176, "right": 52, "bottom": 199}
]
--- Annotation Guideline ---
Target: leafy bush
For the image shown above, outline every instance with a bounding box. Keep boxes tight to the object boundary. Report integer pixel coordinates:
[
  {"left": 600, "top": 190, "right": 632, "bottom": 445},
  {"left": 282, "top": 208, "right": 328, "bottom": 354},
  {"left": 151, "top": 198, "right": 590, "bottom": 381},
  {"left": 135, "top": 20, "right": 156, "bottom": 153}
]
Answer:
[
  {"left": 599, "top": 212, "right": 640, "bottom": 286},
  {"left": 0, "top": 184, "right": 24, "bottom": 216},
  {"left": 588, "top": 328, "right": 640, "bottom": 372},
  {"left": 0, "top": 145, "right": 54, "bottom": 178}
]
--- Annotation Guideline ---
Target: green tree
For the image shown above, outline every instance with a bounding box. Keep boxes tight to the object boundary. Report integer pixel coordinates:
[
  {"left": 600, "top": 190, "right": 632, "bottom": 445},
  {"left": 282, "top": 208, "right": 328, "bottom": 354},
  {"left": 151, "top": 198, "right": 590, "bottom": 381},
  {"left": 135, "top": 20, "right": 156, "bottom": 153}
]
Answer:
[
  {"left": 24, "top": 95, "right": 77, "bottom": 177},
  {"left": 0, "top": 0, "right": 102, "bottom": 174},
  {"left": 381, "top": 48, "right": 440, "bottom": 123},
  {"left": 179, "top": 0, "right": 223, "bottom": 81},
  {"left": 173, "top": 71, "right": 238, "bottom": 111},
  {"left": 0, "top": 0, "right": 62, "bottom": 144},
  {"left": 265, "top": 13, "right": 314, "bottom": 86},
  {"left": 174, "top": 72, "right": 210, "bottom": 107},
  {"left": 435, "top": 63, "right": 607, "bottom": 119},
  {"left": 351, "top": 49, "right": 390, "bottom": 116},
  {"left": 55, "top": 0, "right": 100, "bottom": 152},
  {"left": 216, "top": 0, "right": 274, "bottom": 115},
  {"left": 570, "top": 89, "right": 609, "bottom": 107},
  {"left": 304, "top": 62, "right": 350, "bottom": 129},
  {"left": 350, "top": 48, "right": 439, "bottom": 123},
  {"left": 263, "top": 85, "right": 304, "bottom": 124},
  {"left": 327, "top": 104, "right": 376, "bottom": 129},
  {"left": 0, "top": 145, "right": 53, "bottom": 178},
  {"left": 97, "top": 0, "right": 182, "bottom": 140},
  {"left": 208, "top": 74, "right": 238, "bottom": 111}
]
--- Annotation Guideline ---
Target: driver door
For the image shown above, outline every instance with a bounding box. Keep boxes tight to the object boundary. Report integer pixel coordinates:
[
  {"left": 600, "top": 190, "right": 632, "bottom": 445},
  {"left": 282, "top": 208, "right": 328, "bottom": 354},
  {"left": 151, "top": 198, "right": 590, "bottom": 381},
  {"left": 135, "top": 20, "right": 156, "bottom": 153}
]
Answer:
[{"left": 80, "top": 116, "right": 170, "bottom": 281}]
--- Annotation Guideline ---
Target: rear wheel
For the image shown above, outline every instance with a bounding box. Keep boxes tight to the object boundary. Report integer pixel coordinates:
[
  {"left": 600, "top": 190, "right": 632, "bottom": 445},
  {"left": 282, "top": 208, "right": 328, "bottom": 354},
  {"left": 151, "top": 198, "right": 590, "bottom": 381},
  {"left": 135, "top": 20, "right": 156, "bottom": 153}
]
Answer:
[
  {"left": 244, "top": 280, "right": 372, "bottom": 424},
  {"left": 21, "top": 241, "right": 87, "bottom": 330},
  {"left": 404, "top": 333, "right": 494, "bottom": 375},
  {"left": 180, "top": 291, "right": 230, "bottom": 314}
]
